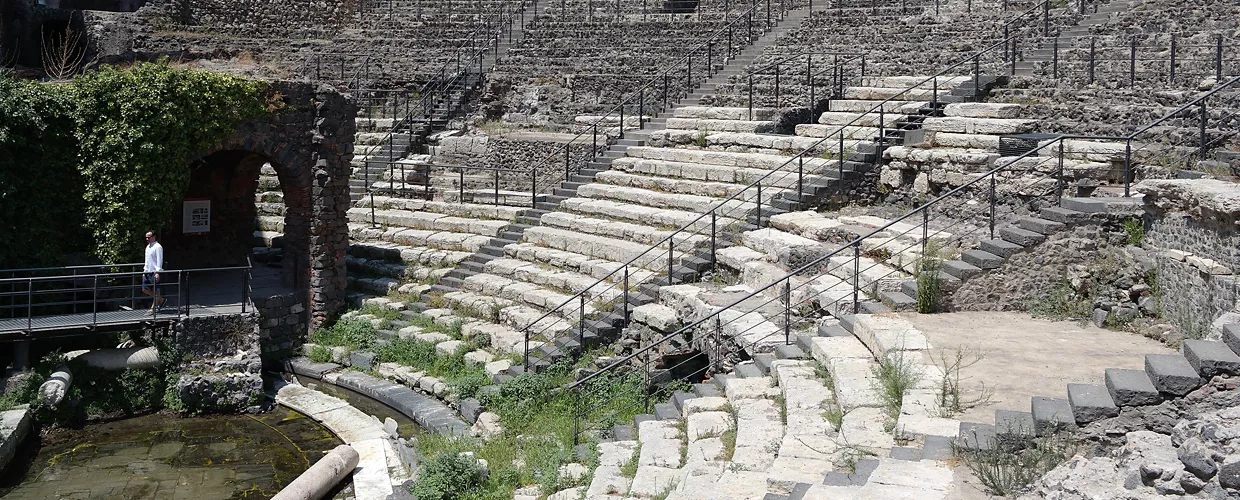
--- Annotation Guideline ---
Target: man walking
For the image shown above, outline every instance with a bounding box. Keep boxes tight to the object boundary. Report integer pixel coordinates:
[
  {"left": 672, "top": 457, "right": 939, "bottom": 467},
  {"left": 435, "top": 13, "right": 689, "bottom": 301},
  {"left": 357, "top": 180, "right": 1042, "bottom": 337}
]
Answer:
[{"left": 142, "top": 231, "right": 165, "bottom": 314}]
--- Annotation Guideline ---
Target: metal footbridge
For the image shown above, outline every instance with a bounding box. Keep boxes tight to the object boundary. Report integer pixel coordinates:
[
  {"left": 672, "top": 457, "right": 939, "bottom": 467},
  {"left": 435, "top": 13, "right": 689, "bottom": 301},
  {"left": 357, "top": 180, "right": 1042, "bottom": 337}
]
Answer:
[{"left": 0, "top": 260, "right": 254, "bottom": 341}]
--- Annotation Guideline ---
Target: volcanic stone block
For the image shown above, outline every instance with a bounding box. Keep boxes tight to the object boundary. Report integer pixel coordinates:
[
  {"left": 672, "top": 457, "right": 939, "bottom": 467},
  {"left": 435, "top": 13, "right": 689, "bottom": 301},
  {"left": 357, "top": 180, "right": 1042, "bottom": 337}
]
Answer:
[
  {"left": 1067, "top": 384, "right": 1119, "bottom": 423},
  {"left": 1104, "top": 368, "right": 1161, "bottom": 406},
  {"left": 1182, "top": 340, "right": 1240, "bottom": 377},
  {"left": 1144, "top": 354, "right": 1203, "bottom": 396},
  {"left": 1031, "top": 397, "right": 1076, "bottom": 435}
]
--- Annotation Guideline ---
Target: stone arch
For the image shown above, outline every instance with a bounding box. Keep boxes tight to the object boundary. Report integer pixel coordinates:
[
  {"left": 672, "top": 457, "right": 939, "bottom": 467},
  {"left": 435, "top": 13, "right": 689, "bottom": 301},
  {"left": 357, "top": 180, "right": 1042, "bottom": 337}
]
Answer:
[{"left": 193, "top": 81, "right": 356, "bottom": 341}]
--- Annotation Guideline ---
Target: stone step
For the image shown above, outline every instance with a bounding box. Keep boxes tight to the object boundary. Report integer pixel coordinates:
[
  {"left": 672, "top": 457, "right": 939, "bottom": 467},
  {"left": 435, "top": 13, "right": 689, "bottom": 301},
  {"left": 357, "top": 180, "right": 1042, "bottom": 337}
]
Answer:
[
  {"left": 1144, "top": 354, "right": 1203, "bottom": 396},
  {"left": 538, "top": 211, "right": 710, "bottom": 250},
  {"left": 1030, "top": 396, "right": 1076, "bottom": 436},
  {"left": 979, "top": 239, "right": 1023, "bottom": 258},
  {"left": 610, "top": 156, "right": 836, "bottom": 189},
  {"left": 348, "top": 223, "right": 491, "bottom": 254},
  {"left": 998, "top": 226, "right": 1046, "bottom": 247},
  {"left": 347, "top": 207, "right": 509, "bottom": 236},
  {"left": 623, "top": 145, "right": 836, "bottom": 172},
  {"left": 1181, "top": 339, "right": 1240, "bottom": 378},
  {"left": 1018, "top": 216, "right": 1066, "bottom": 235},
  {"left": 520, "top": 226, "right": 682, "bottom": 273},
  {"left": 941, "top": 260, "right": 982, "bottom": 280},
  {"left": 961, "top": 249, "right": 1003, "bottom": 270},
  {"left": 1103, "top": 368, "right": 1160, "bottom": 407},
  {"left": 1066, "top": 383, "right": 1119, "bottom": 424}
]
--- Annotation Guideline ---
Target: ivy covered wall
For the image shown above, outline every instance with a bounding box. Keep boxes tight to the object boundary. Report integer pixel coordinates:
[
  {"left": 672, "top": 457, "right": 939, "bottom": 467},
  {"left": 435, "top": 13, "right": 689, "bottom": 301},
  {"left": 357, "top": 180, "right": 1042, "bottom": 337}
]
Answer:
[{"left": 0, "top": 62, "right": 274, "bottom": 268}]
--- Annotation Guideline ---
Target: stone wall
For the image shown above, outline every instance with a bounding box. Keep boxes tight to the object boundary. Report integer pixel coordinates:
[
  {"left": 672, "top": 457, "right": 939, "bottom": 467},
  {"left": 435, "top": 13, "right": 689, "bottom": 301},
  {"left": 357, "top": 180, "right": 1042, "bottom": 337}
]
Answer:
[
  {"left": 202, "top": 81, "right": 357, "bottom": 329},
  {"left": 1139, "top": 178, "right": 1240, "bottom": 339},
  {"left": 435, "top": 131, "right": 604, "bottom": 194},
  {"left": 145, "top": 0, "right": 357, "bottom": 38},
  {"left": 951, "top": 214, "right": 1137, "bottom": 312},
  {"left": 172, "top": 313, "right": 264, "bottom": 413},
  {"left": 255, "top": 291, "right": 310, "bottom": 365}
]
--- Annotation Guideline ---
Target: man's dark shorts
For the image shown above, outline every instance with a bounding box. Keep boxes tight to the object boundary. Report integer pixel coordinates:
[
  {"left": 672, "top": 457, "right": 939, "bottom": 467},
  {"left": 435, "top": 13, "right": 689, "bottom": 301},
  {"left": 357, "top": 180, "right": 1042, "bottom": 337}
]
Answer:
[{"left": 142, "top": 273, "right": 159, "bottom": 292}]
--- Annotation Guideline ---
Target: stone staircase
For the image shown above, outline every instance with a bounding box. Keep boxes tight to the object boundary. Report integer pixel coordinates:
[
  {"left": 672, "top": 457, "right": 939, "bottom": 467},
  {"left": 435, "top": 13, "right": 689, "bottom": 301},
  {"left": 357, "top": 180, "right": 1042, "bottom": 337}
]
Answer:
[
  {"left": 573, "top": 311, "right": 961, "bottom": 499},
  {"left": 253, "top": 163, "right": 287, "bottom": 263},
  {"left": 347, "top": 1, "right": 536, "bottom": 202},
  {"left": 953, "top": 322, "right": 1240, "bottom": 455},
  {"left": 378, "top": 5, "right": 824, "bottom": 373},
  {"left": 345, "top": 195, "right": 525, "bottom": 299},
  {"left": 1013, "top": 0, "right": 1145, "bottom": 77},
  {"left": 769, "top": 196, "right": 1144, "bottom": 311}
]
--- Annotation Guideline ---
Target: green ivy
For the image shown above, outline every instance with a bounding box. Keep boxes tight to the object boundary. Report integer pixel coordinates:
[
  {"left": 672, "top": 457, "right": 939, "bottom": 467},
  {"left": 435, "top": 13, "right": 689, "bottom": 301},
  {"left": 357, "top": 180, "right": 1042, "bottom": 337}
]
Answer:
[
  {"left": 0, "top": 78, "right": 84, "bottom": 268},
  {"left": 1, "top": 63, "right": 275, "bottom": 265},
  {"left": 71, "top": 62, "right": 274, "bottom": 263}
]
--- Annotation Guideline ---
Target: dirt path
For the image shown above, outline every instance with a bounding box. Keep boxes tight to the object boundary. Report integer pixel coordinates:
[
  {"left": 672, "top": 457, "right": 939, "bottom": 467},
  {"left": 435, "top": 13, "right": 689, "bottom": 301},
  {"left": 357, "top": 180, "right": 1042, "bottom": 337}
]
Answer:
[{"left": 905, "top": 311, "right": 1174, "bottom": 425}]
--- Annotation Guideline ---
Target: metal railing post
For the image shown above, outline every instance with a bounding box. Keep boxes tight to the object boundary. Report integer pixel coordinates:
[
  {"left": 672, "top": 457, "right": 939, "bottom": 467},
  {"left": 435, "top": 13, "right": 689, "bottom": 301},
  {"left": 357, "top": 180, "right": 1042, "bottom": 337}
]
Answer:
[
  {"left": 1057, "top": 139, "right": 1065, "bottom": 201},
  {"left": 1053, "top": 38, "right": 1059, "bottom": 80},
  {"left": 1124, "top": 139, "right": 1132, "bottom": 197},
  {"left": 710, "top": 212, "right": 717, "bottom": 270},
  {"left": 774, "top": 64, "right": 781, "bottom": 108},
  {"left": 531, "top": 169, "right": 538, "bottom": 209},
  {"left": 989, "top": 175, "right": 996, "bottom": 240},
  {"left": 1169, "top": 35, "right": 1177, "bottom": 85},
  {"left": 1199, "top": 101, "right": 1208, "bottom": 162},
  {"left": 459, "top": 169, "right": 465, "bottom": 202},
  {"left": 494, "top": 168, "right": 500, "bottom": 205},
  {"left": 1089, "top": 37, "right": 1096, "bottom": 84},
  {"left": 668, "top": 239, "right": 675, "bottom": 283},
  {"left": 783, "top": 280, "right": 790, "bottom": 345},
  {"left": 1217, "top": 35, "right": 1224, "bottom": 82},
  {"left": 1130, "top": 36, "right": 1137, "bottom": 86},
  {"left": 623, "top": 265, "right": 630, "bottom": 323},
  {"left": 797, "top": 155, "right": 804, "bottom": 199},
  {"left": 756, "top": 182, "right": 763, "bottom": 228},
  {"left": 851, "top": 243, "right": 860, "bottom": 314},
  {"left": 748, "top": 73, "right": 754, "bottom": 120}
]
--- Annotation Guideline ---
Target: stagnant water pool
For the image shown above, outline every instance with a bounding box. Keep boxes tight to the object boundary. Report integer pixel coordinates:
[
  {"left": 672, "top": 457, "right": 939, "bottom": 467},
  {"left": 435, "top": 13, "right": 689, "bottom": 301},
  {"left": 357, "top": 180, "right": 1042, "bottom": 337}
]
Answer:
[{"left": 0, "top": 406, "right": 349, "bottom": 499}]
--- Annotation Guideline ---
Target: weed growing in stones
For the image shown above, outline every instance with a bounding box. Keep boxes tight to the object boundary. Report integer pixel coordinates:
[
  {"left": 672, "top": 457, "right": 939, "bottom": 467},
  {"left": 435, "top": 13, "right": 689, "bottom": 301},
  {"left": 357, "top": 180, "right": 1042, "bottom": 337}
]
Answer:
[
  {"left": 1027, "top": 278, "right": 1092, "bottom": 321},
  {"left": 693, "top": 130, "right": 708, "bottom": 148},
  {"left": 916, "top": 257, "right": 943, "bottom": 313},
  {"left": 837, "top": 444, "right": 877, "bottom": 473},
  {"left": 823, "top": 401, "right": 847, "bottom": 430},
  {"left": 311, "top": 319, "right": 380, "bottom": 349},
  {"left": 359, "top": 303, "right": 402, "bottom": 320},
  {"left": 931, "top": 346, "right": 993, "bottom": 418},
  {"left": 620, "top": 442, "right": 642, "bottom": 478},
  {"left": 872, "top": 350, "right": 921, "bottom": 427},
  {"left": 953, "top": 430, "right": 1077, "bottom": 496},
  {"left": 409, "top": 452, "right": 486, "bottom": 500},
  {"left": 309, "top": 345, "right": 332, "bottom": 363},
  {"left": 1122, "top": 217, "right": 1144, "bottom": 246}
]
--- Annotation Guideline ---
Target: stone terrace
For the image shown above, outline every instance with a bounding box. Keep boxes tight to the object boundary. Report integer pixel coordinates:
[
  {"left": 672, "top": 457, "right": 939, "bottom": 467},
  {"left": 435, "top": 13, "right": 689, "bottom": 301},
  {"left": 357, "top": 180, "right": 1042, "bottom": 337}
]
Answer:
[{"left": 488, "top": 0, "right": 799, "bottom": 124}]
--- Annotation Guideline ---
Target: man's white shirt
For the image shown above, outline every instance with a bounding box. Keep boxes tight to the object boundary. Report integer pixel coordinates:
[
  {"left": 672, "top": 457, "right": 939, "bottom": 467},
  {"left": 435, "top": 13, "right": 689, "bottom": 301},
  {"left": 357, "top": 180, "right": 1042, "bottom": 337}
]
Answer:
[{"left": 144, "top": 241, "right": 164, "bottom": 273}]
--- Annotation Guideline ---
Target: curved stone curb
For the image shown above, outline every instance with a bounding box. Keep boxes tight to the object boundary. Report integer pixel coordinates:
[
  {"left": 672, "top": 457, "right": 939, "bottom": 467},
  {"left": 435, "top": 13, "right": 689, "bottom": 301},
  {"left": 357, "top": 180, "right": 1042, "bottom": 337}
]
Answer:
[
  {"left": 274, "top": 381, "right": 413, "bottom": 500},
  {"left": 284, "top": 357, "right": 470, "bottom": 435}
]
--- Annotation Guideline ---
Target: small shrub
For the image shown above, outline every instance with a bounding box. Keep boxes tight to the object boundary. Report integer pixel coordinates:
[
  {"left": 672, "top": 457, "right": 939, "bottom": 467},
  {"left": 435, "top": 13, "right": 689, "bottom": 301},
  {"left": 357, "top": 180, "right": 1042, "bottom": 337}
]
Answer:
[
  {"left": 620, "top": 443, "right": 641, "bottom": 478},
  {"left": 931, "top": 347, "right": 993, "bottom": 418},
  {"left": 309, "top": 345, "right": 332, "bottom": 363},
  {"left": 823, "top": 402, "right": 846, "bottom": 430},
  {"left": 311, "top": 319, "right": 379, "bottom": 349},
  {"left": 408, "top": 453, "right": 485, "bottom": 500},
  {"left": 872, "top": 350, "right": 920, "bottom": 424},
  {"left": 1121, "top": 218, "right": 1144, "bottom": 247},
  {"left": 1027, "top": 278, "right": 1092, "bottom": 320},
  {"left": 360, "top": 303, "right": 402, "bottom": 320},
  {"left": 693, "top": 130, "right": 708, "bottom": 148},
  {"left": 916, "top": 257, "right": 943, "bottom": 313},
  {"left": 954, "top": 430, "right": 1076, "bottom": 496}
]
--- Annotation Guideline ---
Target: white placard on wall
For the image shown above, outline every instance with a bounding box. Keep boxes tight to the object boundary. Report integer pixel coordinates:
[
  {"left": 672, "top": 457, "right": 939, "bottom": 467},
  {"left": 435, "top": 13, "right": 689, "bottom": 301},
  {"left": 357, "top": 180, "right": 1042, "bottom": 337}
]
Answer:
[{"left": 183, "top": 199, "right": 211, "bottom": 234}]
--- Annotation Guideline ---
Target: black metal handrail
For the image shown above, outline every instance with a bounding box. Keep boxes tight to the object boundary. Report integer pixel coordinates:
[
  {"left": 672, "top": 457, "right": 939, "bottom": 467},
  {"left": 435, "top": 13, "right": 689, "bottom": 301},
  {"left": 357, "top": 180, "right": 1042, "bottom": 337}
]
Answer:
[
  {"left": 1025, "top": 33, "right": 1238, "bottom": 87},
  {"left": 517, "top": 16, "right": 1055, "bottom": 369},
  {"left": 0, "top": 259, "right": 255, "bottom": 334},
  {"left": 563, "top": 75, "right": 1240, "bottom": 444}
]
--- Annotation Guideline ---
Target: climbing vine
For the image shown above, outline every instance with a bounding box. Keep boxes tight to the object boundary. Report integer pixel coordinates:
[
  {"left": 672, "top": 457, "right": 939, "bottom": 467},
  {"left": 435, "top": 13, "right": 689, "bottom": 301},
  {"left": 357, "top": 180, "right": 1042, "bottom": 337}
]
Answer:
[
  {"left": 0, "top": 77, "right": 83, "bottom": 268},
  {"left": 1, "top": 63, "right": 278, "bottom": 265},
  {"left": 72, "top": 62, "right": 275, "bottom": 263}
]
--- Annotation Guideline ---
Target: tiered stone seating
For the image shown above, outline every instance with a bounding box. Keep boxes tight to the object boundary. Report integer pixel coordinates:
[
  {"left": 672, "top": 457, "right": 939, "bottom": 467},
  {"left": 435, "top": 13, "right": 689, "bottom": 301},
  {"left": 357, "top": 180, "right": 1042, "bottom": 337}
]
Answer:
[
  {"left": 489, "top": 0, "right": 775, "bottom": 124},
  {"left": 575, "top": 305, "right": 959, "bottom": 499},
  {"left": 346, "top": 195, "right": 523, "bottom": 297}
]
